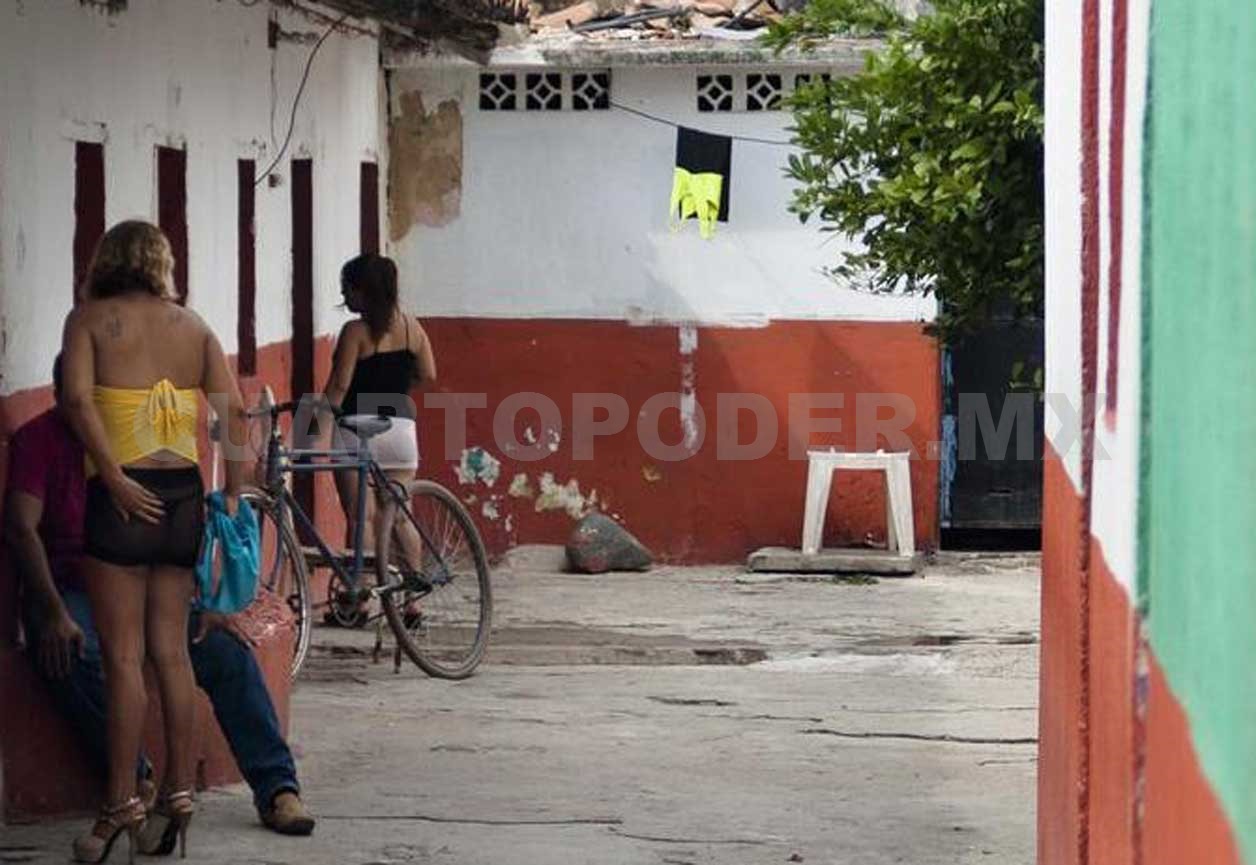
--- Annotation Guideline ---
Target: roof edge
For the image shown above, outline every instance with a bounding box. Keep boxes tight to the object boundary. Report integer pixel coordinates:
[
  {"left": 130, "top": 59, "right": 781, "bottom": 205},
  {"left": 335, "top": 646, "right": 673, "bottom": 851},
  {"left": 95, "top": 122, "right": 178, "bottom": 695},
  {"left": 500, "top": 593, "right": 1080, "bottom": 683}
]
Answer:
[{"left": 384, "top": 34, "right": 879, "bottom": 70}]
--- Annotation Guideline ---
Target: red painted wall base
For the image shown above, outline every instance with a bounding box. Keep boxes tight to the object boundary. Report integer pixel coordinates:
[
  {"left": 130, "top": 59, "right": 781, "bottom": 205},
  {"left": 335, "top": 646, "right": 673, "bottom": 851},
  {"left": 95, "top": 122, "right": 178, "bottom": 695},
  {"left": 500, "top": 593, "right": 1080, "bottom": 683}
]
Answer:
[
  {"left": 1086, "top": 537, "right": 1134, "bottom": 865},
  {"left": 1037, "top": 445, "right": 1243, "bottom": 864},
  {"left": 1038, "top": 446, "right": 1086, "bottom": 865},
  {"left": 1144, "top": 657, "right": 1242, "bottom": 865},
  {"left": 421, "top": 318, "right": 941, "bottom": 562}
]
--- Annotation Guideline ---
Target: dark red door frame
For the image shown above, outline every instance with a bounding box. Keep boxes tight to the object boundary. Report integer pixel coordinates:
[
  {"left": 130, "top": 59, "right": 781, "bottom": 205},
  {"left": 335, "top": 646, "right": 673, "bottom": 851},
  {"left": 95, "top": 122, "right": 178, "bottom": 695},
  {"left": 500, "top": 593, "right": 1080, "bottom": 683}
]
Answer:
[
  {"left": 237, "top": 159, "right": 257, "bottom": 376},
  {"left": 73, "top": 142, "right": 106, "bottom": 301},
  {"left": 290, "top": 159, "right": 316, "bottom": 525},
  {"left": 156, "top": 146, "right": 188, "bottom": 303},
  {"left": 359, "top": 161, "right": 380, "bottom": 255}
]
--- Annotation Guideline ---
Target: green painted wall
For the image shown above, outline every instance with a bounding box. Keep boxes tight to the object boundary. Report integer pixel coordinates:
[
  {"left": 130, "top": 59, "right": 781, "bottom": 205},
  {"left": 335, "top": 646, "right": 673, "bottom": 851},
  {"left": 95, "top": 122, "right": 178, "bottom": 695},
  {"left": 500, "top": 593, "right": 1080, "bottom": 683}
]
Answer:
[{"left": 1142, "top": 1, "right": 1256, "bottom": 860}]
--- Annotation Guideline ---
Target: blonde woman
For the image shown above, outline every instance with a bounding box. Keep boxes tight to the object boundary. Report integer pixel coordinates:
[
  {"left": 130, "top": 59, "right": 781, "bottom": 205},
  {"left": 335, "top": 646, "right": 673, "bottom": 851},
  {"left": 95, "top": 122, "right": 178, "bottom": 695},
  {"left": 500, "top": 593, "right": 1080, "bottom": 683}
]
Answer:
[{"left": 60, "top": 221, "right": 247, "bottom": 862}]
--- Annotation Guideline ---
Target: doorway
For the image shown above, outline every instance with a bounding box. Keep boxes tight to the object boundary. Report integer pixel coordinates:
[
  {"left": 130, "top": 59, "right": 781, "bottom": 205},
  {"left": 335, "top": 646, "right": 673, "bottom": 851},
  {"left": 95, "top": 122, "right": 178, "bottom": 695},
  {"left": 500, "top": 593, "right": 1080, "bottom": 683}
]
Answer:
[{"left": 941, "top": 314, "right": 1044, "bottom": 548}]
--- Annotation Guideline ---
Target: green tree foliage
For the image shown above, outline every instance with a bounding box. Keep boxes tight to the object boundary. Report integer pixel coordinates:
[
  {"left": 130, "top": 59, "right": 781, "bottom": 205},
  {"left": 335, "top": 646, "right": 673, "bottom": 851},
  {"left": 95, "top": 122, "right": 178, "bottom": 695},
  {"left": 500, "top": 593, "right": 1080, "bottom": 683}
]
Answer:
[{"left": 764, "top": 0, "right": 1044, "bottom": 341}]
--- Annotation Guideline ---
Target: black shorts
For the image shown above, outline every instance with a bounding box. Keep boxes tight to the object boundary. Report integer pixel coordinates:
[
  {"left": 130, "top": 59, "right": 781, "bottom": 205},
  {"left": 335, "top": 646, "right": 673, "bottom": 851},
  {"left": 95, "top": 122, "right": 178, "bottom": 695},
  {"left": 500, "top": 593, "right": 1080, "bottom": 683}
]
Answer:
[{"left": 85, "top": 466, "right": 205, "bottom": 568}]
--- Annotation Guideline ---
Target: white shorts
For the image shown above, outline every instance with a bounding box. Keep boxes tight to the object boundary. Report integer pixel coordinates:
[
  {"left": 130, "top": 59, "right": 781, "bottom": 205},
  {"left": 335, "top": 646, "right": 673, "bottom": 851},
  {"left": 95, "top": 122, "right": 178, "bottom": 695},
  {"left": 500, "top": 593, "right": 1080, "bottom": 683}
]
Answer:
[{"left": 335, "top": 415, "right": 420, "bottom": 471}]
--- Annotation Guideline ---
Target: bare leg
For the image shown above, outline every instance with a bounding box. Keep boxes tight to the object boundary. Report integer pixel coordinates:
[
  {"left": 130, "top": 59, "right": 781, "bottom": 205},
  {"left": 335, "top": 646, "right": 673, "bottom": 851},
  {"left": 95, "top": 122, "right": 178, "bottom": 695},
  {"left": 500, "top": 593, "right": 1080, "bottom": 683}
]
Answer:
[
  {"left": 83, "top": 559, "right": 148, "bottom": 806},
  {"left": 335, "top": 466, "right": 382, "bottom": 556},
  {"left": 146, "top": 566, "right": 197, "bottom": 795},
  {"left": 333, "top": 468, "right": 367, "bottom": 551},
  {"left": 381, "top": 469, "right": 422, "bottom": 572}
]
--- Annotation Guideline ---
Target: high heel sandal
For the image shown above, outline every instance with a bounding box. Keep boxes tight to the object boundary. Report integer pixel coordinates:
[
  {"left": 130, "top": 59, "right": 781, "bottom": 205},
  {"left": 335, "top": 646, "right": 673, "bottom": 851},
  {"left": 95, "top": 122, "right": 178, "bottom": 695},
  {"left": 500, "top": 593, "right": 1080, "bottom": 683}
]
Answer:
[
  {"left": 136, "top": 790, "right": 195, "bottom": 858},
  {"left": 72, "top": 796, "right": 145, "bottom": 864}
]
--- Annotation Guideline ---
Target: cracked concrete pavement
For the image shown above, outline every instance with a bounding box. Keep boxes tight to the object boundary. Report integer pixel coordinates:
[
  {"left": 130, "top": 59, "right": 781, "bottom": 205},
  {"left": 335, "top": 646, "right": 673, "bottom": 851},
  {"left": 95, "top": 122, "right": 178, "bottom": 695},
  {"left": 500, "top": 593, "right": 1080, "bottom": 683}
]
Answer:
[{"left": 1, "top": 549, "right": 1039, "bottom": 865}]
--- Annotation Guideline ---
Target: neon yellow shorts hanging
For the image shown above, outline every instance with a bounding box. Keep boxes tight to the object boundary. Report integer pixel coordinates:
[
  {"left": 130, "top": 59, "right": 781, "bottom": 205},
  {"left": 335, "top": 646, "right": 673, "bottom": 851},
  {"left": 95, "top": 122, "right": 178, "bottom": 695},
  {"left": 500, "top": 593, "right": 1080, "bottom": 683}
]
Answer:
[{"left": 670, "top": 168, "right": 724, "bottom": 239}]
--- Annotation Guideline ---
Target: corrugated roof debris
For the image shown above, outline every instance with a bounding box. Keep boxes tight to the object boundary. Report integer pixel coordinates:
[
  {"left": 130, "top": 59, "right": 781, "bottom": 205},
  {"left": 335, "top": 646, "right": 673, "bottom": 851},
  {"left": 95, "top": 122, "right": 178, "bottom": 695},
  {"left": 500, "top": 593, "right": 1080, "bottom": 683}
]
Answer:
[
  {"left": 530, "top": 0, "right": 792, "bottom": 40},
  {"left": 309, "top": 0, "right": 529, "bottom": 57},
  {"left": 373, "top": 0, "right": 887, "bottom": 67}
]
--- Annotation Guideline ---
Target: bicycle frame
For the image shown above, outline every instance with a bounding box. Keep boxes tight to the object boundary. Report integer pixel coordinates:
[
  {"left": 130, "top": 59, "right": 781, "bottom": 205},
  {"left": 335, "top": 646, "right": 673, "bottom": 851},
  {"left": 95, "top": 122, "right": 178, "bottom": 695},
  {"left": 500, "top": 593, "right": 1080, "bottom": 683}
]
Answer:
[
  {"left": 277, "top": 452, "right": 376, "bottom": 593},
  {"left": 257, "top": 408, "right": 444, "bottom": 600}
]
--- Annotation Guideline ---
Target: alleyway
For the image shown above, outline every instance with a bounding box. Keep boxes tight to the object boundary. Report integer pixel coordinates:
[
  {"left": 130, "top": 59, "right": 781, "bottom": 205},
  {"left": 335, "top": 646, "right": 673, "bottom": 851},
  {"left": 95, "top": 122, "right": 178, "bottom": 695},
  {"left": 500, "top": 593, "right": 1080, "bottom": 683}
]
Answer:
[{"left": 3, "top": 552, "right": 1038, "bottom": 865}]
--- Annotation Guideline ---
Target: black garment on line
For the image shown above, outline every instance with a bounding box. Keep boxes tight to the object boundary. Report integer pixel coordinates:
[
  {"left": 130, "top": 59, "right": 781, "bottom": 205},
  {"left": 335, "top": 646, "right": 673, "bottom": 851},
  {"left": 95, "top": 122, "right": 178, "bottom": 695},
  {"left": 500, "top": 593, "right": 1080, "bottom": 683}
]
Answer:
[{"left": 675, "top": 126, "right": 732, "bottom": 222}]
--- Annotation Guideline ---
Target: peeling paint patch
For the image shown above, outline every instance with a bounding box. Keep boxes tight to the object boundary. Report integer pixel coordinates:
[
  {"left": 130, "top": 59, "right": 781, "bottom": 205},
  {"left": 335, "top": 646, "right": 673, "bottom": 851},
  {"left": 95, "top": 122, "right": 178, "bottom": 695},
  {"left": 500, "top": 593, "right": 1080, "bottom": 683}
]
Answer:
[
  {"left": 508, "top": 473, "right": 535, "bottom": 499},
  {"left": 481, "top": 498, "right": 501, "bottom": 521},
  {"left": 641, "top": 464, "right": 662, "bottom": 483},
  {"left": 680, "top": 387, "right": 699, "bottom": 450},
  {"left": 546, "top": 427, "right": 561, "bottom": 453},
  {"left": 624, "top": 309, "right": 771, "bottom": 329},
  {"left": 679, "top": 324, "right": 700, "bottom": 451},
  {"left": 535, "top": 472, "right": 594, "bottom": 519},
  {"left": 523, "top": 426, "right": 537, "bottom": 445},
  {"left": 455, "top": 447, "right": 501, "bottom": 488},
  {"left": 678, "top": 323, "right": 699, "bottom": 356},
  {"left": 389, "top": 91, "right": 462, "bottom": 240}
]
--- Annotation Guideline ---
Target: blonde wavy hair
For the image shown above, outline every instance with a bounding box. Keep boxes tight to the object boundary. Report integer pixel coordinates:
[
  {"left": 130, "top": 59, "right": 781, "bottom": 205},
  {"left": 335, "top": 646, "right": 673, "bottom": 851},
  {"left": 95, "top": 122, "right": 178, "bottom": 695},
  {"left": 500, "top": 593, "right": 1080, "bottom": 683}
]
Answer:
[{"left": 83, "top": 220, "right": 176, "bottom": 301}]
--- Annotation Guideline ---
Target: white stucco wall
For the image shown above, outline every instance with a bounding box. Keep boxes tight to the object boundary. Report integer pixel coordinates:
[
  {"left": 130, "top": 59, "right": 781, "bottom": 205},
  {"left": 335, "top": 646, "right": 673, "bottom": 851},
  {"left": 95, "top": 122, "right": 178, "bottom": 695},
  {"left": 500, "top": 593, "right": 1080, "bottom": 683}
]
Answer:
[
  {"left": 0, "top": 0, "right": 382, "bottom": 395},
  {"left": 1044, "top": 0, "right": 1085, "bottom": 489},
  {"left": 1044, "top": 0, "right": 1149, "bottom": 593},
  {"left": 386, "top": 64, "right": 936, "bottom": 326},
  {"left": 1089, "top": 0, "right": 1149, "bottom": 593}
]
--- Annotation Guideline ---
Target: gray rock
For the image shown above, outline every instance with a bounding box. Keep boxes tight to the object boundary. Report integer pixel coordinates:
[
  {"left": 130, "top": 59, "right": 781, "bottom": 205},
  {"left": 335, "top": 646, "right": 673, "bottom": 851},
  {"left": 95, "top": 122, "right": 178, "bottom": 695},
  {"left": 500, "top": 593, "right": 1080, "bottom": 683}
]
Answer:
[{"left": 565, "top": 513, "right": 653, "bottom": 574}]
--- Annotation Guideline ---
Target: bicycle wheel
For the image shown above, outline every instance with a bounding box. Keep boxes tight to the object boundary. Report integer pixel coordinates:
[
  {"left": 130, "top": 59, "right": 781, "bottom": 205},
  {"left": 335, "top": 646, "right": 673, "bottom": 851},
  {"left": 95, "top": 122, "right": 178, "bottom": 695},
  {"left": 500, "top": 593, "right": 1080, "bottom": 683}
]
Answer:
[
  {"left": 242, "top": 489, "right": 312, "bottom": 680},
  {"left": 376, "top": 480, "right": 492, "bottom": 679}
]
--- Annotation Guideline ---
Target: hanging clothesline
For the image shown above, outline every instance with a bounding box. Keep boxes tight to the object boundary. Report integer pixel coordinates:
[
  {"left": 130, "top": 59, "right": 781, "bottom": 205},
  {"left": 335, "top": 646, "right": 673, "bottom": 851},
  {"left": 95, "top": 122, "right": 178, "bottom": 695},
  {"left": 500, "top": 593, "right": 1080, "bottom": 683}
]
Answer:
[{"left": 609, "top": 101, "right": 795, "bottom": 147}]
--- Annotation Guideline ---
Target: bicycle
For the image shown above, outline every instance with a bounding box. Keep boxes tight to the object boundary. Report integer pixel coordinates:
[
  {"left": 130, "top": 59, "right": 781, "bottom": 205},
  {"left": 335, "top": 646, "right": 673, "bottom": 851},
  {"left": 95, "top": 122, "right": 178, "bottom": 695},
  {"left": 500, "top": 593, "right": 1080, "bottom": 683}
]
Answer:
[{"left": 239, "top": 388, "right": 492, "bottom": 681}]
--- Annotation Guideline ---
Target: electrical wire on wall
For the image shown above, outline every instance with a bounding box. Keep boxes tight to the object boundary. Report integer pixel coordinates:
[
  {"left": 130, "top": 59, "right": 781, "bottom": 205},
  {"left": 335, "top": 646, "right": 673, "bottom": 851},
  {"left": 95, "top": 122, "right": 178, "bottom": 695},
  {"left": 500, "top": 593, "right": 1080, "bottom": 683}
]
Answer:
[
  {"left": 254, "top": 11, "right": 350, "bottom": 186},
  {"left": 609, "top": 101, "right": 795, "bottom": 147}
]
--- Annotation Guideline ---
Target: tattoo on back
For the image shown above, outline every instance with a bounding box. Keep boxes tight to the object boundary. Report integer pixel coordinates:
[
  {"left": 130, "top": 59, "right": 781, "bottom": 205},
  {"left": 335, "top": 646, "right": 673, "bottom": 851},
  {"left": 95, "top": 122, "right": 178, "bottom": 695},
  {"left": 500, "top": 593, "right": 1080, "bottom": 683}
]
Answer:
[{"left": 105, "top": 315, "right": 122, "bottom": 339}]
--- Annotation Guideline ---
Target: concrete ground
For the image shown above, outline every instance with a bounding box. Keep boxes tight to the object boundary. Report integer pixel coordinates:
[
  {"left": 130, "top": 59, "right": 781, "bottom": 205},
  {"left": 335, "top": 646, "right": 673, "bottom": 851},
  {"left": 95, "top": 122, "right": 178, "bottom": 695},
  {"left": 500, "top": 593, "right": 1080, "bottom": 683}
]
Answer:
[{"left": 2, "top": 549, "right": 1039, "bottom": 865}]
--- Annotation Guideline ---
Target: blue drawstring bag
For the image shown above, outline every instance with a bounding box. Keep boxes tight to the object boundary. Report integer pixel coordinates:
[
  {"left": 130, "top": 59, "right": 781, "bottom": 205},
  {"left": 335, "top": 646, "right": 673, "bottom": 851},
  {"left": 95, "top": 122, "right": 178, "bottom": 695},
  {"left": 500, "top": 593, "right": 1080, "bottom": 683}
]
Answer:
[{"left": 195, "top": 492, "right": 259, "bottom": 614}]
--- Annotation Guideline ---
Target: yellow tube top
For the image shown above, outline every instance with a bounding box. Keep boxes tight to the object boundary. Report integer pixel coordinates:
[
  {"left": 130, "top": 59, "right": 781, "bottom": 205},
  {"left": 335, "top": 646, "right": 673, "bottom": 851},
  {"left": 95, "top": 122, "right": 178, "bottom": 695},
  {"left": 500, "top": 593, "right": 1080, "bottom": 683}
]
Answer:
[{"left": 91, "top": 379, "right": 200, "bottom": 471}]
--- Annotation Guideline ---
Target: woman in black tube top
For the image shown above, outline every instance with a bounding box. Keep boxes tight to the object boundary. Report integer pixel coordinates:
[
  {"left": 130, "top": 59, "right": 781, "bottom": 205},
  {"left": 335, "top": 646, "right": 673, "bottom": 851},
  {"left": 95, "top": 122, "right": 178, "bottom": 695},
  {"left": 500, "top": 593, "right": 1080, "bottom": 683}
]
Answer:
[{"left": 321, "top": 254, "right": 437, "bottom": 543}]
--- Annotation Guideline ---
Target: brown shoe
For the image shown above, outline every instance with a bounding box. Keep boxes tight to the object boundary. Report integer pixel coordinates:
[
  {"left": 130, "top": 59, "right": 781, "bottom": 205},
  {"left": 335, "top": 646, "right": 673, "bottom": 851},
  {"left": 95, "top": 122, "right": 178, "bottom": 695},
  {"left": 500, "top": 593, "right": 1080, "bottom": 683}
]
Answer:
[{"left": 261, "top": 791, "right": 315, "bottom": 836}]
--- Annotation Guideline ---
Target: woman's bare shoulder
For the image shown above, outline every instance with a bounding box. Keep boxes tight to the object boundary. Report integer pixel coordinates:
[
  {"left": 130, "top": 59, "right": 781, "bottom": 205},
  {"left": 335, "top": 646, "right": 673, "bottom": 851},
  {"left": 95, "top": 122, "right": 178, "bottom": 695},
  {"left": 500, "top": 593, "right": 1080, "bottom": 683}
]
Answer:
[
  {"left": 166, "top": 300, "right": 204, "bottom": 324},
  {"left": 339, "top": 318, "right": 368, "bottom": 342},
  {"left": 66, "top": 298, "right": 127, "bottom": 338},
  {"left": 67, "top": 298, "right": 112, "bottom": 324},
  {"left": 158, "top": 302, "right": 213, "bottom": 337}
]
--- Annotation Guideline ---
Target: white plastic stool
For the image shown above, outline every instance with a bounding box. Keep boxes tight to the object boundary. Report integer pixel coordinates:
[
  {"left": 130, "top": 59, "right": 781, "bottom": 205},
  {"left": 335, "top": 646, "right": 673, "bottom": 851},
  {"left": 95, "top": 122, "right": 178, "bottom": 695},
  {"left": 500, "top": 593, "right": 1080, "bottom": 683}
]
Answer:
[{"left": 801, "top": 450, "right": 914, "bottom": 557}]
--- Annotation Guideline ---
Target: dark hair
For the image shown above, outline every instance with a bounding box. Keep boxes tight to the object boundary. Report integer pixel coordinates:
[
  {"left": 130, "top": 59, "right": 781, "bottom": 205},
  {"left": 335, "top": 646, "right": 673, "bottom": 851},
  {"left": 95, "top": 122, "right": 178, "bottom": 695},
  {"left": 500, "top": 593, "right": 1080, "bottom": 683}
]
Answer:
[
  {"left": 53, "top": 354, "right": 64, "bottom": 398},
  {"left": 341, "top": 254, "right": 399, "bottom": 342},
  {"left": 84, "top": 220, "right": 175, "bottom": 300}
]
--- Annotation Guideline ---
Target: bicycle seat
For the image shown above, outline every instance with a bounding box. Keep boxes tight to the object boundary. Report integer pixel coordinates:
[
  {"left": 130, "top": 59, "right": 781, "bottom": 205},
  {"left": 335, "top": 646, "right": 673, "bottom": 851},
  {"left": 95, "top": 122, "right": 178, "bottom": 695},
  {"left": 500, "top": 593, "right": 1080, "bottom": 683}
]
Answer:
[{"left": 338, "top": 415, "right": 393, "bottom": 440}]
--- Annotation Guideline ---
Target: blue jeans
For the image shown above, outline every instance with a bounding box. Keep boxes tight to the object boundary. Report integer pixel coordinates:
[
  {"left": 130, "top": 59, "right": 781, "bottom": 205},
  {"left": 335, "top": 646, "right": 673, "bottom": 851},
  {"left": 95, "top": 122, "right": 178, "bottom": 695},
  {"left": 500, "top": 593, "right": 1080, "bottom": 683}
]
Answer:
[{"left": 25, "top": 590, "right": 299, "bottom": 812}]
